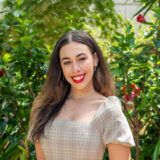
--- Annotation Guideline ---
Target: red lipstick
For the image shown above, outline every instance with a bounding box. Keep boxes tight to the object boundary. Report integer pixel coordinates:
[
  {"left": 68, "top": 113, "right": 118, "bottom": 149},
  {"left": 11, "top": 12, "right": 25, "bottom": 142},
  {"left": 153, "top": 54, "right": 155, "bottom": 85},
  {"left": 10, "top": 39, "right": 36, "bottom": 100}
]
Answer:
[{"left": 71, "top": 74, "right": 85, "bottom": 83}]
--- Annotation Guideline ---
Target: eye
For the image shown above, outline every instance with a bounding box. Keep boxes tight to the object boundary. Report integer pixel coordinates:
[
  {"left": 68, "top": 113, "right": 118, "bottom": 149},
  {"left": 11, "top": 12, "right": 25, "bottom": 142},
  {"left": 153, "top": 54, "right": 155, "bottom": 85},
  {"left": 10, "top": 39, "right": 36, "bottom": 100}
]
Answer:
[
  {"left": 63, "top": 61, "right": 71, "bottom": 65},
  {"left": 79, "top": 57, "right": 87, "bottom": 61}
]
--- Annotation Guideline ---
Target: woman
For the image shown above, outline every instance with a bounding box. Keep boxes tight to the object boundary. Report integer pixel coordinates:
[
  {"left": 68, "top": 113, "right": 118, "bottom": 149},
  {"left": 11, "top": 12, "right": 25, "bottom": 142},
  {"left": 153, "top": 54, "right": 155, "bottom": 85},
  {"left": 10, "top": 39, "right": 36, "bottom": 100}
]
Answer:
[{"left": 28, "top": 30, "right": 135, "bottom": 160}]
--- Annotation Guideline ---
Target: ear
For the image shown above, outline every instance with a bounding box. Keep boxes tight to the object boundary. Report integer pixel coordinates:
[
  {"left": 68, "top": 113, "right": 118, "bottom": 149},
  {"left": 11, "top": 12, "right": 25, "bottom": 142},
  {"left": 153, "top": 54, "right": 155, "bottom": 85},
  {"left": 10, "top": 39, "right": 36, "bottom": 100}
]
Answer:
[{"left": 93, "top": 52, "right": 98, "bottom": 67}]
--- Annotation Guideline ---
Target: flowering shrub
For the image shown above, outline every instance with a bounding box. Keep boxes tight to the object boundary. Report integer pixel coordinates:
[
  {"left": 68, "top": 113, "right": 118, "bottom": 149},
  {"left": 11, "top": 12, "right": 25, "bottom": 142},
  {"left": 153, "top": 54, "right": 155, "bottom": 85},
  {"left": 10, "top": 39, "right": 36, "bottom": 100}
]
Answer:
[
  {"left": 136, "top": 14, "right": 146, "bottom": 23},
  {"left": 110, "top": 7, "right": 160, "bottom": 158},
  {"left": 122, "top": 84, "right": 141, "bottom": 109},
  {"left": 0, "top": 68, "right": 6, "bottom": 77},
  {"left": 0, "top": 1, "right": 122, "bottom": 160}
]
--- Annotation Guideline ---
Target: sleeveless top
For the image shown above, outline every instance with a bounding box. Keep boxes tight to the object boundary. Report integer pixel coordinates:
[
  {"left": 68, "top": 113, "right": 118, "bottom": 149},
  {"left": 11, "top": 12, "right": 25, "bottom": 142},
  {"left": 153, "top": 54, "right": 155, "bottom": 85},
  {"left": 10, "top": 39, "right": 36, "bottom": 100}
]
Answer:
[{"left": 28, "top": 96, "right": 135, "bottom": 160}]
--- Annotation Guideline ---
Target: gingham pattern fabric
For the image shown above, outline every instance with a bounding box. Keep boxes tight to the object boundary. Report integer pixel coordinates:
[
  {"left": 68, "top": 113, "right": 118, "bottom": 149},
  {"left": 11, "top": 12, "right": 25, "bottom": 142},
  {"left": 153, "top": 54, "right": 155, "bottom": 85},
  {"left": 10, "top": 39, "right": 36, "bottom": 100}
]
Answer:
[{"left": 28, "top": 96, "right": 135, "bottom": 160}]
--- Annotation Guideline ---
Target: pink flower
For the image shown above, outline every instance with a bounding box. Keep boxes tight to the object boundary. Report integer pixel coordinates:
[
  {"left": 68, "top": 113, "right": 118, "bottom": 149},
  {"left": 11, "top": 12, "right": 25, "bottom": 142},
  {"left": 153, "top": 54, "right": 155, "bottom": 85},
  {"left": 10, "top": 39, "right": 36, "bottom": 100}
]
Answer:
[
  {"left": 122, "top": 83, "right": 141, "bottom": 109},
  {"left": 136, "top": 14, "right": 146, "bottom": 23},
  {"left": 0, "top": 68, "right": 5, "bottom": 77}
]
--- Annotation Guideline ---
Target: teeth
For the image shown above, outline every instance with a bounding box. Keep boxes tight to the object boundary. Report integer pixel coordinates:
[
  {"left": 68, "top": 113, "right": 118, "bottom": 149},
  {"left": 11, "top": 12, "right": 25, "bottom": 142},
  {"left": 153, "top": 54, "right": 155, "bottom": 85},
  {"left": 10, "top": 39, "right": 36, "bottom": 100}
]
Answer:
[{"left": 72, "top": 75, "right": 84, "bottom": 80}]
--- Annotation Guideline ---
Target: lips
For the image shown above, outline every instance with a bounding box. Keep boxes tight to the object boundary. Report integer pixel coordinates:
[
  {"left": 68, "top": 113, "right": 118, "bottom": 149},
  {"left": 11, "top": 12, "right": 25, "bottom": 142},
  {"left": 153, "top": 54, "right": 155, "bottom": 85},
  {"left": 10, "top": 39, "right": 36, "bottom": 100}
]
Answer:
[{"left": 71, "top": 73, "right": 86, "bottom": 83}]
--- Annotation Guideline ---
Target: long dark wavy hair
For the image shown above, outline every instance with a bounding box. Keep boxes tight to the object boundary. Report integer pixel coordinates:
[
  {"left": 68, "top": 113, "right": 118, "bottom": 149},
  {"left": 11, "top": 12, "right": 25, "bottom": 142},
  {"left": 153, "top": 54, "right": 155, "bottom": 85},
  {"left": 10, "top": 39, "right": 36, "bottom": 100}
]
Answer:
[{"left": 29, "top": 30, "right": 115, "bottom": 142}]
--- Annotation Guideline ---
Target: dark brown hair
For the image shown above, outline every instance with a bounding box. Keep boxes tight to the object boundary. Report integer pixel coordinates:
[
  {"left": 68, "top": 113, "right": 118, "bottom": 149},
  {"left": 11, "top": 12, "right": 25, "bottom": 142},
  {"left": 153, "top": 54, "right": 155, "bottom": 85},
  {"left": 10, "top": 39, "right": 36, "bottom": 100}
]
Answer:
[{"left": 29, "top": 30, "right": 115, "bottom": 142}]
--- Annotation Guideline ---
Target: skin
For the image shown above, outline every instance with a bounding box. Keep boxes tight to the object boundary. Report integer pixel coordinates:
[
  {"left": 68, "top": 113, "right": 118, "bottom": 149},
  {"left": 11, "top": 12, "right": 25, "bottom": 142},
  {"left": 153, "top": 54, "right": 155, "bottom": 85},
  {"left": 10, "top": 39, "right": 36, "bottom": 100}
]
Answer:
[
  {"left": 107, "top": 144, "right": 131, "bottom": 160},
  {"left": 35, "top": 142, "right": 45, "bottom": 160},
  {"left": 60, "top": 42, "right": 98, "bottom": 99},
  {"left": 35, "top": 42, "right": 131, "bottom": 160}
]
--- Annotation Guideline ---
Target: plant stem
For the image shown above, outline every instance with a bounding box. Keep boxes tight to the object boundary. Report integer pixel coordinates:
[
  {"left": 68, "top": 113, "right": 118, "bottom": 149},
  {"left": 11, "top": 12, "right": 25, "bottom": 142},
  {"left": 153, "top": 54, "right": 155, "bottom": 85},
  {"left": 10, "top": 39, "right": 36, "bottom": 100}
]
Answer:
[{"left": 134, "top": 103, "right": 140, "bottom": 160}]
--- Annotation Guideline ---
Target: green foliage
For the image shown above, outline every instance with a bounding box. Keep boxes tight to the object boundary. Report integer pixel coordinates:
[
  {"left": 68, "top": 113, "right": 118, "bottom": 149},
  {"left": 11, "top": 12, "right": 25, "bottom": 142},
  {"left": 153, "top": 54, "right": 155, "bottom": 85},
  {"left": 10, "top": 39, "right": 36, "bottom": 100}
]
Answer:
[
  {"left": 133, "top": 0, "right": 158, "bottom": 17},
  {"left": 0, "top": 0, "right": 123, "bottom": 159},
  {"left": 0, "top": 0, "right": 160, "bottom": 159},
  {"left": 0, "top": 3, "right": 49, "bottom": 159},
  {"left": 2, "top": 0, "right": 122, "bottom": 45},
  {"left": 110, "top": 4, "right": 160, "bottom": 159},
  {"left": 153, "top": 138, "right": 160, "bottom": 160}
]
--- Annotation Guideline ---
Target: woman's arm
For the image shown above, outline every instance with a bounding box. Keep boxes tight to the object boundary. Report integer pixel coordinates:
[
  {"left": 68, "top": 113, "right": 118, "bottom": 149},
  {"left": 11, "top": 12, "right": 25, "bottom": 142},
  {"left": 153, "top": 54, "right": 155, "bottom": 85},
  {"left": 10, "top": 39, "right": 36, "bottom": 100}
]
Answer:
[
  {"left": 35, "top": 142, "right": 45, "bottom": 160},
  {"left": 107, "top": 143, "right": 131, "bottom": 160}
]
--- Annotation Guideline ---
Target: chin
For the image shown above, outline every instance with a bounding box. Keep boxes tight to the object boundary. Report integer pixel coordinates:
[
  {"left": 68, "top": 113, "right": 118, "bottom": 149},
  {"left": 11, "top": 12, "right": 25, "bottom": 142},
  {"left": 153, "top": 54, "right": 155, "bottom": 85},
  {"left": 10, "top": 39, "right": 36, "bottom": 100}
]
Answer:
[
  {"left": 66, "top": 76, "right": 93, "bottom": 91},
  {"left": 71, "top": 82, "right": 92, "bottom": 91}
]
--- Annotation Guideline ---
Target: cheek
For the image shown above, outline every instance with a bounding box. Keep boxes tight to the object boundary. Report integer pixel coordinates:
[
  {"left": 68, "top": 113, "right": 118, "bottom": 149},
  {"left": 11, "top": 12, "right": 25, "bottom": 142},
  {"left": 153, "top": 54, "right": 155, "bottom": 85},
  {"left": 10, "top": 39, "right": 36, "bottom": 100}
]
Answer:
[
  {"left": 61, "top": 65, "right": 71, "bottom": 80},
  {"left": 61, "top": 67, "right": 68, "bottom": 76},
  {"left": 83, "top": 60, "right": 94, "bottom": 71}
]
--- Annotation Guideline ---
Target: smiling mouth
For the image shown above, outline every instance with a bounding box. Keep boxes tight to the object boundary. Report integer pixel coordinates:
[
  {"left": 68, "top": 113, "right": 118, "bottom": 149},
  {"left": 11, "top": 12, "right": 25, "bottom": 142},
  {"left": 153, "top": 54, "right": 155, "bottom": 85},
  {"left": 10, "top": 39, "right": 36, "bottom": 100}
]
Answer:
[{"left": 71, "top": 74, "right": 86, "bottom": 83}]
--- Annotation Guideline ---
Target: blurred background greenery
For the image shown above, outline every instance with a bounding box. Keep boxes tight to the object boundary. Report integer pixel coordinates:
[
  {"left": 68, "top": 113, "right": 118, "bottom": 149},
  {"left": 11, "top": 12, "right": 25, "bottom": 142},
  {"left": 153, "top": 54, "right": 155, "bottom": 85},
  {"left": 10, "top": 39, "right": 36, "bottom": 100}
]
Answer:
[{"left": 0, "top": 0, "right": 160, "bottom": 159}]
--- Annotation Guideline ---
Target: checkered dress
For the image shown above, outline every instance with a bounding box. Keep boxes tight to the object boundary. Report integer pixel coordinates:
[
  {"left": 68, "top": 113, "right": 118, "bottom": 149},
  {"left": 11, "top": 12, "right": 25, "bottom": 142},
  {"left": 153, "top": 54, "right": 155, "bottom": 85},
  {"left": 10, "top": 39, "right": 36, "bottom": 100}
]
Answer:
[{"left": 28, "top": 96, "right": 135, "bottom": 160}]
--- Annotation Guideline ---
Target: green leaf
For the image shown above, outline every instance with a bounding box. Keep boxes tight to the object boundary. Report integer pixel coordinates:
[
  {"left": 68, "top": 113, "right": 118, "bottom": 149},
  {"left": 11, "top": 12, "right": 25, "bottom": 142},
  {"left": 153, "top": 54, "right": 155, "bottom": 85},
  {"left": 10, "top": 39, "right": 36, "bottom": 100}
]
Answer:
[
  {"left": 145, "top": 30, "right": 155, "bottom": 38},
  {"left": 153, "top": 8, "right": 160, "bottom": 19},
  {"left": 155, "top": 68, "right": 160, "bottom": 74},
  {"left": 2, "top": 53, "right": 11, "bottom": 63},
  {"left": 126, "top": 25, "right": 132, "bottom": 33},
  {"left": 112, "top": 68, "right": 123, "bottom": 75},
  {"left": 154, "top": 39, "right": 160, "bottom": 49},
  {"left": 153, "top": 138, "right": 160, "bottom": 160},
  {"left": 132, "top": 1, "right": 152, "bottom": 17}
]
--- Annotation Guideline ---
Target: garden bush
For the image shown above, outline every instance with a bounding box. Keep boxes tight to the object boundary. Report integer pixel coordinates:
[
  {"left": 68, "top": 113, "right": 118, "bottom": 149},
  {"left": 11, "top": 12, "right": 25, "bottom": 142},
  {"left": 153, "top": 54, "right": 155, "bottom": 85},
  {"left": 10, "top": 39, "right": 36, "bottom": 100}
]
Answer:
[{"left": 0, "top": 0, "right": 159, "bottom": 159}]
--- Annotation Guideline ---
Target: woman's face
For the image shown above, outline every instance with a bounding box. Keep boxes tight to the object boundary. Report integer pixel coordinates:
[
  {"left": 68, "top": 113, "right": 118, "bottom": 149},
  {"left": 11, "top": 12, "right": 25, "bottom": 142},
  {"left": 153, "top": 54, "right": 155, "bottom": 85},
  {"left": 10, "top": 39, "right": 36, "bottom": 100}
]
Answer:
[{"left": 59, "top": 42, "right": 98, "bottom": 92}]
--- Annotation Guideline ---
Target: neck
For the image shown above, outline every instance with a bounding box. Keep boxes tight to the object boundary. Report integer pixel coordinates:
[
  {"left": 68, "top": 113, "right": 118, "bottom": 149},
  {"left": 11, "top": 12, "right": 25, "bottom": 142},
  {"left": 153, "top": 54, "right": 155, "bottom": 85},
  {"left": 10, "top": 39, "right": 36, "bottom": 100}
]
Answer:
[{"left": 69, "top": 86, "right": 96, "bottom": 100}]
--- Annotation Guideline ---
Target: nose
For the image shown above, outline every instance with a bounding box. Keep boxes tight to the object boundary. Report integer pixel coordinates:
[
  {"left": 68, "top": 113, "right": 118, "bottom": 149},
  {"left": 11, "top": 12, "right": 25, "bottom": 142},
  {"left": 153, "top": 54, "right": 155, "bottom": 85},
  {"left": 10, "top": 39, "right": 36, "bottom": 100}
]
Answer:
[{"left": 72, "top": 62, "right": 81, "bottom": 73}]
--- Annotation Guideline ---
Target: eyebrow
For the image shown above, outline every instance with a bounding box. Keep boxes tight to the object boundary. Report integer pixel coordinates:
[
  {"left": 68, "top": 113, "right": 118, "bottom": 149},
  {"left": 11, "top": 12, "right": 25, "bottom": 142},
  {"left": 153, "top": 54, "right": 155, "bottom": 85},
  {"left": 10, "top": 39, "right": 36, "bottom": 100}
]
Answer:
[{"left": 61, "top": 53, "right": 86, "bottom": 61}]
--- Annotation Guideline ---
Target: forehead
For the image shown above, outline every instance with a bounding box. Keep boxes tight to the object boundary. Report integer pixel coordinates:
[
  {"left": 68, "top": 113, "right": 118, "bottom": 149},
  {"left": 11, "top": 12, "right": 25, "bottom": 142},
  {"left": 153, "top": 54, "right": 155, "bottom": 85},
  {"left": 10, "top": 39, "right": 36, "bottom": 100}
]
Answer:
[{"left": 59, "top": 42, "right": 91, "bottom": 58}]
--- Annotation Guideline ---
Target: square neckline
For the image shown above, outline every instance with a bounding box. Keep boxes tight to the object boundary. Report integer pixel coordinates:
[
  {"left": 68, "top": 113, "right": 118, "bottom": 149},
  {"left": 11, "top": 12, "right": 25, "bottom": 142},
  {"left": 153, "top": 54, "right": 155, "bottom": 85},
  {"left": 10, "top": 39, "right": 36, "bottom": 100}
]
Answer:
[{"left": 52, "top": 97, "right": 109, "bottom": 126}]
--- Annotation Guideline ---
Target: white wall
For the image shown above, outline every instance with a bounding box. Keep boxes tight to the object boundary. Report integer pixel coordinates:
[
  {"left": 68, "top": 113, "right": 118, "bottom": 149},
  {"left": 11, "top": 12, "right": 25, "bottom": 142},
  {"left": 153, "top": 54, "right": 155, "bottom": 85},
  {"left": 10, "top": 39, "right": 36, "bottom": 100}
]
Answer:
[{"left": 113, "top": 0, "right": 141, "bottom": 19}]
